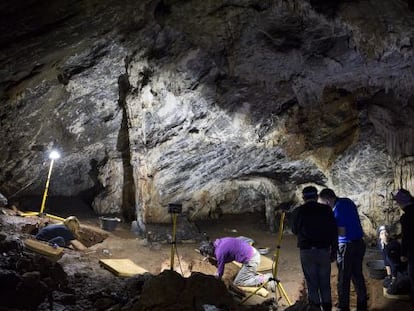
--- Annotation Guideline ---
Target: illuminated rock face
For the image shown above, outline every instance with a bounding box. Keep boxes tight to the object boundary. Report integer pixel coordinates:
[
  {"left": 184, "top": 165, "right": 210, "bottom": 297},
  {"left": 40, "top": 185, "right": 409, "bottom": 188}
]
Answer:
[{"left": 0, "top": 0, "right": 414, "bottom": 236}]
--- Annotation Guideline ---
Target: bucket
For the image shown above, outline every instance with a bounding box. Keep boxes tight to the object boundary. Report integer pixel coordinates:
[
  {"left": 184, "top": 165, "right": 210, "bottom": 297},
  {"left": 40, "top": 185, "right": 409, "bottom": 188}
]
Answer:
[
  {"left": 366, "top": 260, "right": 387, "bottom": 279},
  {"left": 100, "top": 216, "right": 121, "bottom": 231}
]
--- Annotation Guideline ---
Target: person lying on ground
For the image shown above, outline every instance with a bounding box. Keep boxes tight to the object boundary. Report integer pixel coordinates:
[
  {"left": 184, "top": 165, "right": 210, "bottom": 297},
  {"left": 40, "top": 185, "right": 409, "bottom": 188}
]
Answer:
[{"left": 35, "top": 216, "right": 86, "bottom": 250}]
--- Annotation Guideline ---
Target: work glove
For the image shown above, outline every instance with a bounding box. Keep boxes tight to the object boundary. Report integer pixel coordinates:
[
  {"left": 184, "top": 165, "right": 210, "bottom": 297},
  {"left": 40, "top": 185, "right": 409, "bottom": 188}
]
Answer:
[{"left": 383, "top": 275, "right": 393, "bottom": 288}]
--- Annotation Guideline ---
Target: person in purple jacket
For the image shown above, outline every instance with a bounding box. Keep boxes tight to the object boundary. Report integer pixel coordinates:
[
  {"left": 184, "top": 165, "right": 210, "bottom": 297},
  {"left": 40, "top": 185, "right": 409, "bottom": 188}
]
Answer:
[{"left": 199, "top": 237, "right": 274, "bottom": 289}]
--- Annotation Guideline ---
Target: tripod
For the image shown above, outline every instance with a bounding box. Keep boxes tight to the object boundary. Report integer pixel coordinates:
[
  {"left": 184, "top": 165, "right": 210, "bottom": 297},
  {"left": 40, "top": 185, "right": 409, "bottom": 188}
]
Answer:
[
  {"left": 170, "top": 212, "right": 178, "bottom": 270},
  {"left": 168, "top": 203, "right": 182, "bottom": 271},
  {"left": 241, "top": 211, "right": 292, "bottom": 306}
]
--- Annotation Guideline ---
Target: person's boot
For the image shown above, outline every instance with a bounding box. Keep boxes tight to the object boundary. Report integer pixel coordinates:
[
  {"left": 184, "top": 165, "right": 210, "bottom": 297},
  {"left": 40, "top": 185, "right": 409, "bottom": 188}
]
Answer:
[{"left": 321, "top": 302, "right": 332, "bottom": 311}]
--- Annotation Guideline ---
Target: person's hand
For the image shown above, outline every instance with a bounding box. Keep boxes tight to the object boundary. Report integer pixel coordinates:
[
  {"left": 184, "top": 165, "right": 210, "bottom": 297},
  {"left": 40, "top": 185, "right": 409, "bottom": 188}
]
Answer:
[
  {"left": 383, "top": 275, "right": 393, "bottom": 288},
  {"left": 401, "top": 256, "right": 408, "bottom": 262},
  {"left": 208, "top": 257, "right": 218, "bottom": 266}
]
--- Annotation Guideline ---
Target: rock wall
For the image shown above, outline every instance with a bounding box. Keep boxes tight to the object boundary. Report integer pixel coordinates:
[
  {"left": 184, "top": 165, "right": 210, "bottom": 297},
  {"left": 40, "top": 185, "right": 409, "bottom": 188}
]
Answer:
[{"left": 1, "top": 0, "right": 414, "bottom": 237}]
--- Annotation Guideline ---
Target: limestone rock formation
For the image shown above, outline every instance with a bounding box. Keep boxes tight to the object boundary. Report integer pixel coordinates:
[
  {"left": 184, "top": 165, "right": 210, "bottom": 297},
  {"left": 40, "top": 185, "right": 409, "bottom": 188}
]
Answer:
[{"left": 1, "top": 0, "right": 414, "bottom": 238}]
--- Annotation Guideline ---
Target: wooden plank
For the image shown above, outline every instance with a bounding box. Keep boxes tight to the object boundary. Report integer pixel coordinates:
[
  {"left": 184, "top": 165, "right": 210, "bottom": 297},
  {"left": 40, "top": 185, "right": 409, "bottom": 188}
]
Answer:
[
  {"left": 229, "top": 282, "right": 269, "bottom": 298},
  {"left": 238, "top": 285, "right": 269, "bottom": 297},
  {"left": 24, "top": 238, "right": 64, "bottom": 259},
  {"left": 382, "top": 287, "right": 410, "bottom": 300},
  {"left": 99, "top": 259, "right": 148, "bottom": 277}
]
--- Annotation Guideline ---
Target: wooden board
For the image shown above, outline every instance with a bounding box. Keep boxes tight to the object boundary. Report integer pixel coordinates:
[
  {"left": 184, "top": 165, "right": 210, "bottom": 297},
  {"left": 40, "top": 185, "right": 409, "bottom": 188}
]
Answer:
[
  {"left": 383, "top": 287, "right": 410, "bottom": 300},
  {"left": 232, "top": 255, "right": 273, "bottom": 272},
  {"left": 229, "top": 282, "right": 269, "bottom": 298},
  {"left": 99, "top": 259, "right": 148, "bottom": 277},
  {"left": 238, "top": 285, "right": 269, "bottom": 297},
  {"left": 24, "top": 238, "right": 64, "bottom": 259}
]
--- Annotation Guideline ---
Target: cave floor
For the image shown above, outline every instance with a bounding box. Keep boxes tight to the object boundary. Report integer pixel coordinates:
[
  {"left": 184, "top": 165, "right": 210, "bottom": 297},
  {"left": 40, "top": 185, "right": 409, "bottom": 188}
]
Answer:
[{"left": 7, "top": 206, "right": 414, "bottom": 311}]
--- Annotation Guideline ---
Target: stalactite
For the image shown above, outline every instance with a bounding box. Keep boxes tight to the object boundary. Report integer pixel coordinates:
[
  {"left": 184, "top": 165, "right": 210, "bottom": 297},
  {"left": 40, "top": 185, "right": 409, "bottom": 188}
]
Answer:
[{"left": 393, "top": 156, "right": 414, "bottom": 193}]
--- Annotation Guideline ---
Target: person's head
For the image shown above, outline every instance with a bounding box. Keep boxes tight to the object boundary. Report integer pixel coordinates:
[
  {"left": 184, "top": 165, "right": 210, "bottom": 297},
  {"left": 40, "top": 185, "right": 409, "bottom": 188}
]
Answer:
[
  {"left": 199, "top": 240, "right": 215, "bottom": 258},
  {"left": 318, "top": 188, "right": 337, "bottom": 208},
  {"left": 378, "top": 225, "right": 389, "bottom": 244},
  {"left": 302, "top": 186, "right": 318, "bottom": 202},
  {"left": 63, "top": 216, "right": 81, "bottom": 238},
  {"left": 392, "top": 188, "right": 413, "bottom": 209}
]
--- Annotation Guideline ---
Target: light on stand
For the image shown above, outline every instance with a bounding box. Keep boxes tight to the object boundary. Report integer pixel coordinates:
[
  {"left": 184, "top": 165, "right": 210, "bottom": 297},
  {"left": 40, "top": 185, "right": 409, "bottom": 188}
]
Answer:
[
  {"left": 49, "top": 150, "right": 60, "bottom": 160},
  {"left": 21, "top": 149, "right": 64, "bottom": 221},
  {"left": 39, "top": 150, "right": 60, "bottom": 215}
]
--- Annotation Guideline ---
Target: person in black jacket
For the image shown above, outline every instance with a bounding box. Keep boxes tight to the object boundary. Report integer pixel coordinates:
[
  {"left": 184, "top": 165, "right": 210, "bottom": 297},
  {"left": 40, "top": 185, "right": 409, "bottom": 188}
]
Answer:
[
  {"left": 378, "top": 225, "right": 406, "bottom": 280},
  {"left": 292, "top": 186, "right": 338, "bottom": 311},
  {"left": 393, "top": 188, "right": 414, "bottom": 306}
]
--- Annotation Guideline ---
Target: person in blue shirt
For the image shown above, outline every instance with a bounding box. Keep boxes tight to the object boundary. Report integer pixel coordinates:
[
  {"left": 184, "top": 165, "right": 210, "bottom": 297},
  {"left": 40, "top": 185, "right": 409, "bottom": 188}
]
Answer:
[
  {"left": 36, "top": 216, "right": 86, "bottom": 250},
  {"left": 319, "top": 188, "right": 368, "bottom": 311}
]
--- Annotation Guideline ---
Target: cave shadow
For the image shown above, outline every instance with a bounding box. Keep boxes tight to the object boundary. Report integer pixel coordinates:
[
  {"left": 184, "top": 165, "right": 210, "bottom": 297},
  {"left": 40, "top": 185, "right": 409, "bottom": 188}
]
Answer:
[{"left": 15, "top": 195, "right": 98, "bottom": 221}]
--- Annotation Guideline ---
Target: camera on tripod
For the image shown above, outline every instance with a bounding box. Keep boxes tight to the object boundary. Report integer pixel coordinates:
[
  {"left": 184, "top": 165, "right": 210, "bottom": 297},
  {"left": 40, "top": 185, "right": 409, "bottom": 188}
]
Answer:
[{"left": 168, "top": 203, "right": 182, "bottom": 214}]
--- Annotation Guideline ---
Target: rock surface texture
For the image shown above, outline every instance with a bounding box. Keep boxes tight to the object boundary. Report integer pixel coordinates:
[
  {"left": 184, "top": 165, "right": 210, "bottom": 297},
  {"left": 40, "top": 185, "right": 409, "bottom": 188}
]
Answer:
[{"left": 1, "top": 0, "right": 414, "bottom": 238}]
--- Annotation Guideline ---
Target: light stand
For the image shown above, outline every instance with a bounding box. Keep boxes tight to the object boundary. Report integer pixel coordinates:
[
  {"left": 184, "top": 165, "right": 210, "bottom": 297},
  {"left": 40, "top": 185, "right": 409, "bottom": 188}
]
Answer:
[
  {"left": 241, "top": 211, "right": 292, "bottom": 307},
  {"left": 21, "top": 150, "right": 64, "bottom": 221},
  {"left": 168, "top": 203, "right": 182, "bottom": 271}
]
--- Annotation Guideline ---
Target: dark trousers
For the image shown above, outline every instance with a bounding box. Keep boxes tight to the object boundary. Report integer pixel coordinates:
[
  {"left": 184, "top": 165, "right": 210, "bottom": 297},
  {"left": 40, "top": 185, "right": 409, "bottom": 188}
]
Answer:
[
  {"left": 337, "top": 239, "right": 368, "bottom": 311},
  {"left": 408, "top": 251, "right": 414, "bottom": 306},
  {"left": 300, "top": 248, "right": 332, "bottom": 310}
]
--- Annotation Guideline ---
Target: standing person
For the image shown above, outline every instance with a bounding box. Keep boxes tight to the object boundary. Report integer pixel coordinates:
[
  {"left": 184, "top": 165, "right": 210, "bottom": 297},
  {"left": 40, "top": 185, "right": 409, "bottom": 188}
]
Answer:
[
  {"left": 291, "top": 186, "right": 338, "bottom": 311},
  {"left": 319, "top": 188, "right": 368, "bottom": 311},
  {"left": 199, "top": 237, "right": 274, "bottom": 290},
  {"left": 393, "top": 188, "right": 414, "bottom": 306},
  {"left": 35, "top": 216, "right": 86, "bottom": 250}
]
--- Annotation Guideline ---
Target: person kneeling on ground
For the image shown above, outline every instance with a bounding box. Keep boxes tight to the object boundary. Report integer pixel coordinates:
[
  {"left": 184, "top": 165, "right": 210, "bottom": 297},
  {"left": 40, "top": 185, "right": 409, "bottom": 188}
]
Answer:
[
  {"left": 35, "top": 216, "right": 86, "bottom": 250},
  {"left": 378, "top": 225, "right": 410, "bottom": 296},
  {"left": 378, "top": 225, "right": 406, "bottom": 283},
  {"left": 199, "top": 237, "right": 275, "bottom": 291},
  {"left": 393, "top": 188, "right": 414, "bottom": 306}
]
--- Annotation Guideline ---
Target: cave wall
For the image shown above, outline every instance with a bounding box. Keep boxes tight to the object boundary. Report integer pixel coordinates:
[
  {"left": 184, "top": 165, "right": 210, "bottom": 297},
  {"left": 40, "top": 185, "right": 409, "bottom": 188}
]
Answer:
[{"left": 1, "top": 0, "right": 414, "bottom": 237}]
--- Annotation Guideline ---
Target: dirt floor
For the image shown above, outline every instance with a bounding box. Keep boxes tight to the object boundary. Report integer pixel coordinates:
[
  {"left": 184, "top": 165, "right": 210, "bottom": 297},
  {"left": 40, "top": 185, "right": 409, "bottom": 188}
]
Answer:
[{"left": 2, "top": 202, "right": 414, "bottom": 311}]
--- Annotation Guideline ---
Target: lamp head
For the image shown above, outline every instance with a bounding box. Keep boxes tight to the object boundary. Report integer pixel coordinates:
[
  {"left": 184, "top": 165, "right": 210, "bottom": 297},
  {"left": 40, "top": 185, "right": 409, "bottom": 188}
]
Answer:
[{"left": 49, "top": 150, "right": 60, "bottom": 160}]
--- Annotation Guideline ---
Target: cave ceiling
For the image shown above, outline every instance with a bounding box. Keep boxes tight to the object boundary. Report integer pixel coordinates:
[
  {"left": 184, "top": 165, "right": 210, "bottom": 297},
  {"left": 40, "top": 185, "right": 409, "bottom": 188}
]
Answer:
[{"left": 1, "top": 0, "right": 414, "bottom": 237}]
